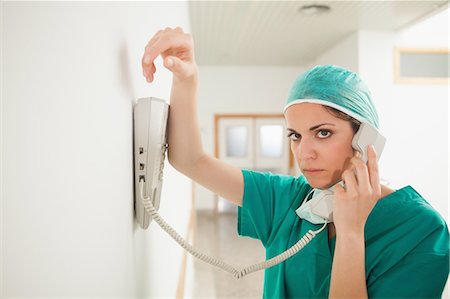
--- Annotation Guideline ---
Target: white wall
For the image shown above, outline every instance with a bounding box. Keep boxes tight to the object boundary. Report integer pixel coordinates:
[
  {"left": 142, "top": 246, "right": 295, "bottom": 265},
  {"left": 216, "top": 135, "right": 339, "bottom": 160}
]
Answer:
[
  {"left": 2, "top": 2, "right": 192, "bottom": 297},
  {"left": 315, "top": 32, "right": 359, "bottom": 72},
  {"left": 357, "top": 25, "right": 448, "bottom": 222},
  {"left": 195, "top": 66, "right": 305, "bottom": 210},
  {"left": 389, "top": 8, "right": 449, "bottom": 223}
]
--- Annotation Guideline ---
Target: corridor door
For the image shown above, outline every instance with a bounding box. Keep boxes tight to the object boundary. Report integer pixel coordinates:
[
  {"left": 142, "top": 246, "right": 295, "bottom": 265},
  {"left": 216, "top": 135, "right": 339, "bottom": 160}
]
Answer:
[{"left": 215, "top": 114, "right": 291, "bottom": 212}]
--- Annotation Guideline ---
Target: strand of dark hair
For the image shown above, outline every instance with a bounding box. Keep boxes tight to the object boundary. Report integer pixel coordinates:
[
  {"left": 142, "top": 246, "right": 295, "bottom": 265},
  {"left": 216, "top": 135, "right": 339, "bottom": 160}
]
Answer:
[{"left": 323, "top": 106, "right": 361, "bottom": 133}]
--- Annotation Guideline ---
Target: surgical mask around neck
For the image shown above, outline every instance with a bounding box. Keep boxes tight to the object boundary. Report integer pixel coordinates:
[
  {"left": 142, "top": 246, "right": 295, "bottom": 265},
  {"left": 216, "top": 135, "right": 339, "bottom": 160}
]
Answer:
[{"left": 295, "top": 183, "right": 343, "bottom": 224}]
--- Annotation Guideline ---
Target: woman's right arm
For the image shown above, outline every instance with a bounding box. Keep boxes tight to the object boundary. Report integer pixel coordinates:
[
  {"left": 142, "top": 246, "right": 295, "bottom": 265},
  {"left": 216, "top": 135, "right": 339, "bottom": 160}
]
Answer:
[{"left": 142, "top": 27, "right": 244, "bottom": 206}]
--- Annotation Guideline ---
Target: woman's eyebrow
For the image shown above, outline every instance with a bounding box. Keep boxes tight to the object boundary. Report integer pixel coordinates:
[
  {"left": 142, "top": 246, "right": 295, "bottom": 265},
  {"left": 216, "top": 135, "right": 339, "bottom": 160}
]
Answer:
[
  {"left": 287, "top": 123, "right": 336, "bottom": 133},
  {"left": 309, "top": 123, "right": 335, "bottom": 131}
]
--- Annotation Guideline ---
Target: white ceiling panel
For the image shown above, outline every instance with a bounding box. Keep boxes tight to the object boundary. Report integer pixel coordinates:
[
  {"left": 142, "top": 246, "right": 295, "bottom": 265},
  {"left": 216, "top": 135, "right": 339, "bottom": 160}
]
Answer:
[{"left": 189, "top": 0, "right": 449, "bottom": 65}]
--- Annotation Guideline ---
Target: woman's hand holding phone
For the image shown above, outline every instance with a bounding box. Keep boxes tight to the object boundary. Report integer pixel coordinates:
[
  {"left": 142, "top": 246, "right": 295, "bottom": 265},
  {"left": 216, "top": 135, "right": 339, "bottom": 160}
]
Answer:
[{"left": 333, "top": 145, "right": 382, "bottom": 236}]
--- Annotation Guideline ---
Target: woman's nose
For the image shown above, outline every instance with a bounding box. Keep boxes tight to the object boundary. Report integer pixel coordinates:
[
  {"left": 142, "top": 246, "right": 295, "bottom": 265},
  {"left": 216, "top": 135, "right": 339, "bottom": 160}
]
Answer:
[{"left": 297, "top": 139, "right": 317, "bottom": 161}]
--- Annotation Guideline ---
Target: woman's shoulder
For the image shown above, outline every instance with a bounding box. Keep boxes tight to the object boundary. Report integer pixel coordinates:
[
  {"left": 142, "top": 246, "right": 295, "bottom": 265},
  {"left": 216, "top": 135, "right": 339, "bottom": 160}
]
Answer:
[
  {"left": 366, "top": 186, "right": 448, "bottom": 265},
  {"left": 383, "top": 186, "right": 443, "bottom": 217},
  {"left": 369, "top": 185, "right": 448, "bottom": 241}
]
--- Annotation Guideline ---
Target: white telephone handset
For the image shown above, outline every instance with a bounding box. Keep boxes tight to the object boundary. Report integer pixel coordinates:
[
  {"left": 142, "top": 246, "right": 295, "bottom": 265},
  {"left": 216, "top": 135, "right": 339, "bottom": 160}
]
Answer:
[
  {"left": 299, "top": 122, "right": 386, "bottom": 223},
  {"left": 352, "top": 122, "right": 386, "bottom": 164}
]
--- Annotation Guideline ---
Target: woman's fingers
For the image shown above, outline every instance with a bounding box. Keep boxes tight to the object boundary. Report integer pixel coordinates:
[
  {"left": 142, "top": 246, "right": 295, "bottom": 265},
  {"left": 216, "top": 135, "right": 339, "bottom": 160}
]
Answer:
[
  {"left": 144, "top": 32, "right": 191, "bottom": 66},
  {"left": 142, "top": 28, "right": 193, "bottom": 83},
  {"left": 173, "top": 26, "right": 184, "bottom": 33},
  {"left": 344, "top": 145, "right": 381, "bottom": 200},
  {"left": 367, "top": 145, "right": 382, "bottom": 198},
  {"left": 350, "top": 152, "right": 371, "bottom": 190},
  {"left": 341, "top": 168, "right": 358, "bottom": 196},
  {"left": 142, "top": 31, "right": 163, "bottom": 78},
  {"left": 334, "top": 146, "right": 382, "bottom": 234},
  {"left": 163, "top": 56, "right": 180, "bottom": 74}
]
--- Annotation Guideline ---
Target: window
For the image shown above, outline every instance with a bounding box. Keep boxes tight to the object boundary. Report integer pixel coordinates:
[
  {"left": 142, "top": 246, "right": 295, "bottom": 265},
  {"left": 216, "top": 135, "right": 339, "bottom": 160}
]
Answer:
[
  {"left": 394, "top": 48, "right": 449, "bottom": 84},
  {"left": 215, "top": 114, "right": 293, "bottom": 173},
  {"left": 226, "top": 126, "right": 248, "bottom": 157},
  {"left": 259, "top": 125, "right": 283, "bottom": 158}
]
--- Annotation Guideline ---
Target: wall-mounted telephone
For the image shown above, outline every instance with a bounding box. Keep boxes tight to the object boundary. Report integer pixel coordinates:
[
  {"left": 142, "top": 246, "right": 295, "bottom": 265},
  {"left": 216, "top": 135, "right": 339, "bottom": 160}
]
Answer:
[
  {"left": 296, "top": 122, "right": 386, "bottom": 224},
  {"left": 133, "top": 97, "right": 169, "bottom": 229},
  {"left": 133, "top": 98, "right": 385, "bottom": 278}
]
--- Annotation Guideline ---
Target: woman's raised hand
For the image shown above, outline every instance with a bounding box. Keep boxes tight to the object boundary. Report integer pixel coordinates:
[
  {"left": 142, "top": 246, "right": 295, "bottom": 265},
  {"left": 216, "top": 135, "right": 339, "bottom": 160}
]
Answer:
[
  {"left": 333, "top": 145, "right": 382, "bottom": 236},
  {"left": 142, "top": 27, "right": 197, "bottom": 83}
]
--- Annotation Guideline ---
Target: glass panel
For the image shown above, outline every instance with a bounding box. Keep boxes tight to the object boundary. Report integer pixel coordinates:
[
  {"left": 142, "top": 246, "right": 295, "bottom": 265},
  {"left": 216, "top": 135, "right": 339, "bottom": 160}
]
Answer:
[
  {"left": 260, "top": 125, "right": 283, "bottom": 157},
  {"left": 226, "top": 126, "right": 248, "bottom": 157},
  {"left": 400, "top": 52, "right": 450, "bottom": 78}
]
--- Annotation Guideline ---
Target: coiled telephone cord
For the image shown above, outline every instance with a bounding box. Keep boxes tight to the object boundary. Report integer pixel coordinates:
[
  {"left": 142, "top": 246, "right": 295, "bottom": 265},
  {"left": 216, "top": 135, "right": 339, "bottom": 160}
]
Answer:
[{"left": 139, "top": 179, "right": 327, "bottom": 279}]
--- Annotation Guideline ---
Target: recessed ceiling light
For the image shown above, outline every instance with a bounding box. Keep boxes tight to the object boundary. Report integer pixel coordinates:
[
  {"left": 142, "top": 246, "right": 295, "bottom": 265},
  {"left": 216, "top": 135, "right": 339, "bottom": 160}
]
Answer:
[{"left": 298, "top": 4, "right": 331, "bottom": 16}]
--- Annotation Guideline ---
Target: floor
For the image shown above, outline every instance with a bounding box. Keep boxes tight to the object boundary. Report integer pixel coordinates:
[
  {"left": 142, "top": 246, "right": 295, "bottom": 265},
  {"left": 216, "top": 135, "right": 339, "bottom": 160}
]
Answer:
[{"left": 184, "top": 211, "right": 265, "bottom": 298}]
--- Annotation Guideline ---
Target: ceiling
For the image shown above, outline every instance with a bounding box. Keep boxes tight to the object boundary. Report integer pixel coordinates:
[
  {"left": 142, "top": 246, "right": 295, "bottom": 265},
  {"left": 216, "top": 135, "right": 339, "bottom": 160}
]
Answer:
[{"left": 189, "top": 0, "right": 449, "bottom": 66}]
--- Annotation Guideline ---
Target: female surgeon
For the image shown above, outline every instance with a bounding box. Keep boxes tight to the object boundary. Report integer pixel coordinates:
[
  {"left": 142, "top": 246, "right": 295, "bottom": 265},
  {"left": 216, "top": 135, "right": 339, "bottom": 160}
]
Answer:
[{"left": 141, "top": 27, "right": 449, "bottom": 298}]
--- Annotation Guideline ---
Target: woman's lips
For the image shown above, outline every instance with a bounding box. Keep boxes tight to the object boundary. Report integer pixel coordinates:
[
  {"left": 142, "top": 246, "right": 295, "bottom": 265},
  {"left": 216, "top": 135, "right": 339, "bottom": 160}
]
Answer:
[{"left": 302, "top": 169, "right": 325, "bottom": 175}]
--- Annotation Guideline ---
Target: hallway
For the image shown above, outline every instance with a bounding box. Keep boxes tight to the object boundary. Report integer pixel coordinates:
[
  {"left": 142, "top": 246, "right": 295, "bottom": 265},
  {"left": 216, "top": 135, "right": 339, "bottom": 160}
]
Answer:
[{"left": 184, "top": 212, "right": 265, "bottom": 298}]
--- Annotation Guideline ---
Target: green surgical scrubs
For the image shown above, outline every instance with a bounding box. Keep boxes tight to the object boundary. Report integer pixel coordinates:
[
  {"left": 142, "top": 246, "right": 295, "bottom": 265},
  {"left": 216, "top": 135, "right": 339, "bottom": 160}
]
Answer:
[{"left": 238, "top": 169, "right": 449, "bottom": 298}]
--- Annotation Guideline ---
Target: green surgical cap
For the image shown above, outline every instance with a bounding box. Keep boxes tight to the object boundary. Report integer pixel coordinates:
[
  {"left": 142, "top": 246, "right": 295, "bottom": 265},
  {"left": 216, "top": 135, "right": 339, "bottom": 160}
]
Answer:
[{"left": 284, "top": 65, "right": 380, "bottom": 129}]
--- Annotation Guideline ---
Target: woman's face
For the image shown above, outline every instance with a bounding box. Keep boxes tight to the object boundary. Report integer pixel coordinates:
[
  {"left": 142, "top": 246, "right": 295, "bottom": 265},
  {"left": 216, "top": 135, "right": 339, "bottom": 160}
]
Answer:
[{"left": 285, "top": 103, "right": 355, "bottom": 189}]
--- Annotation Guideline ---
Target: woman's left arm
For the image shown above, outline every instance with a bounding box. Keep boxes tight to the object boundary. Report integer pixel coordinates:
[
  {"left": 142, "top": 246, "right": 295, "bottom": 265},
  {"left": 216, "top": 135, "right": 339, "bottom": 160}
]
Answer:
[
  {"left": 329, "top": 231, "right": 367, "bottom": 298},
  {"left": 329, "top": 145, "right": 381, "bottom": 299}
]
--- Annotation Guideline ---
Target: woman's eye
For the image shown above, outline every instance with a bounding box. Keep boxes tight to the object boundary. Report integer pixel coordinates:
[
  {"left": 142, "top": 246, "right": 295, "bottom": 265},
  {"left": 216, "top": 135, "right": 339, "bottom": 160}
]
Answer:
[
  {"left": 317, "top": 129, "right": 331, "bottom": 138},
  {"left": 287, "top": 132, "right": 300, "bottom": 141}
]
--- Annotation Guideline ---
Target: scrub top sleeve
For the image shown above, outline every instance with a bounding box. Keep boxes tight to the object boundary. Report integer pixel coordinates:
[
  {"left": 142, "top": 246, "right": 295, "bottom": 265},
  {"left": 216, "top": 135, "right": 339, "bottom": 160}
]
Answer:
[
  {"left": 238, "top": 169, "right": 306, "bottom": 247},
  {"left": 238, "top": 169, "right": 273, "bottom": 245}
]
